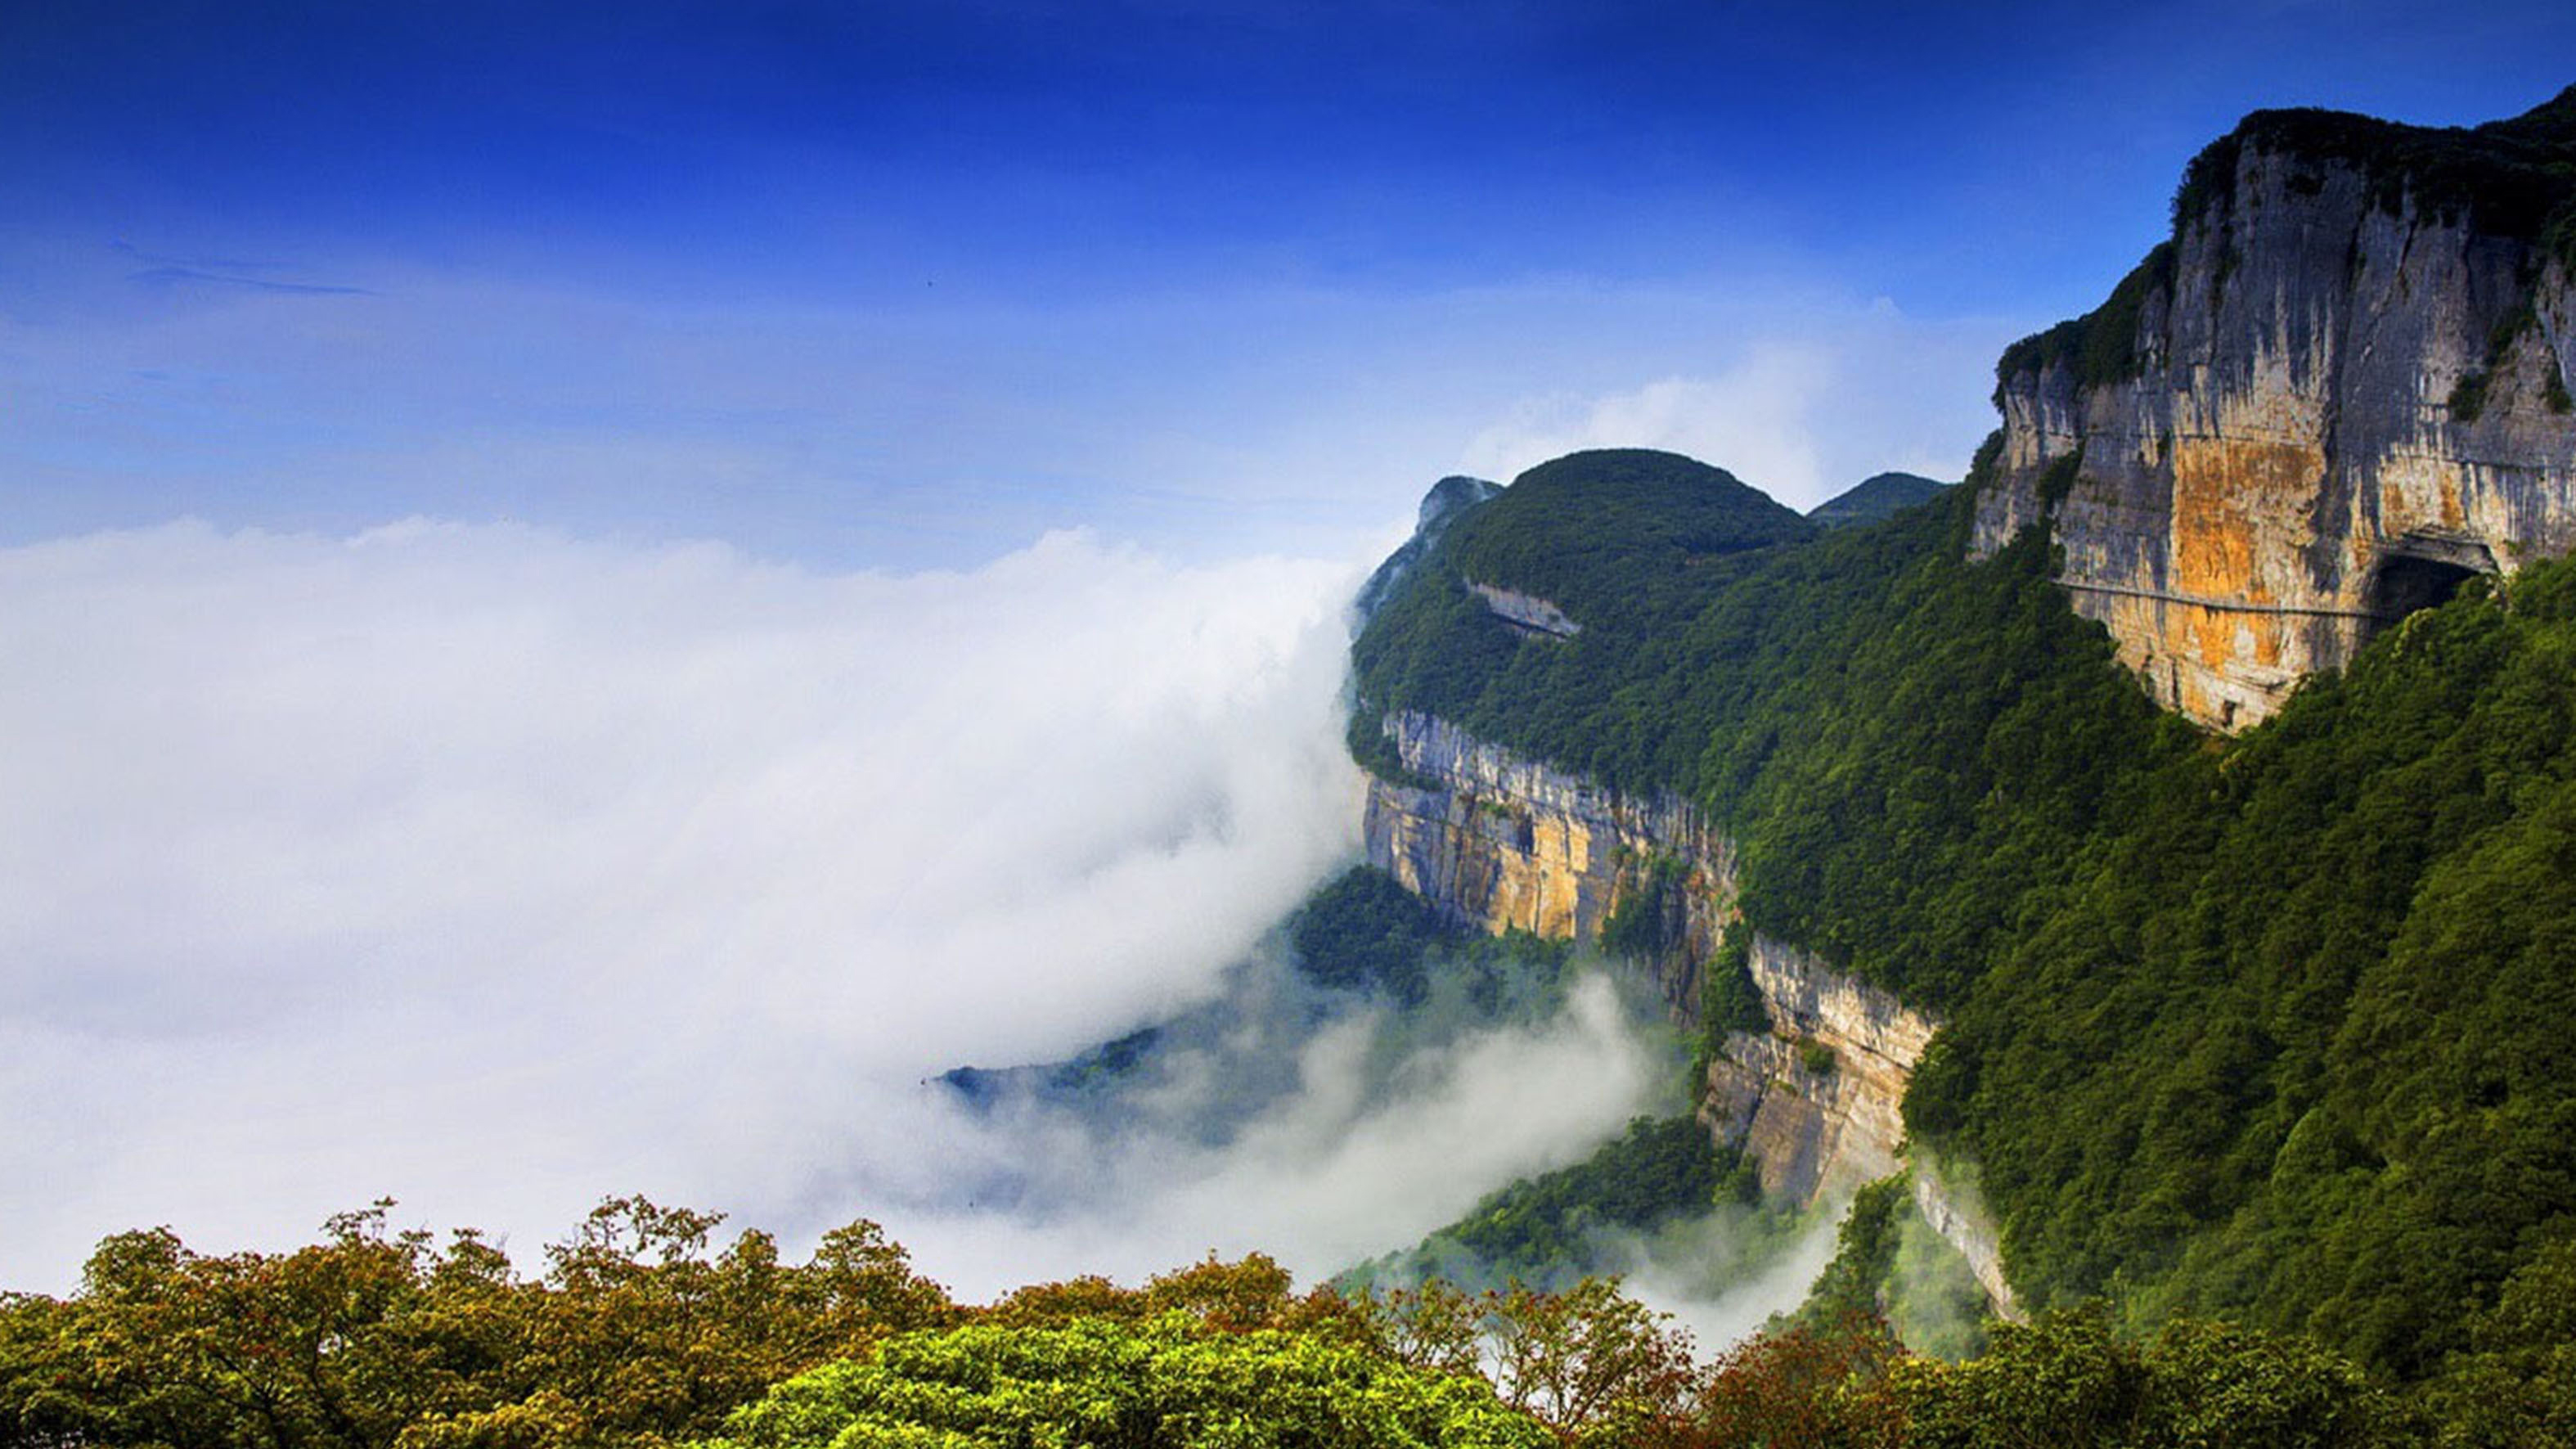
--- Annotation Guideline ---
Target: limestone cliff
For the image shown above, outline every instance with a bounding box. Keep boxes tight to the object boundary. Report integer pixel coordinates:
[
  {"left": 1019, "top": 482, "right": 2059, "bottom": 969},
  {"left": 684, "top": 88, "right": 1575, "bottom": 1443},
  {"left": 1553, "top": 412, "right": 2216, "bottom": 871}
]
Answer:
[
  {"left": 1363, "top": 710, "right": 1728, "bottom": 1018},
  {"left": 1360, "top": 709, "right": 2016, "bottom": 1312},
  {"left": 1974, "top": 88, "right": 2576, "bottom": 729},
  {"left": 1467, "top": 583, "right": 1581, "bottom": 639},
  {"left": 1697, "top": 936, "right": 1932, "bottom": 1208}
]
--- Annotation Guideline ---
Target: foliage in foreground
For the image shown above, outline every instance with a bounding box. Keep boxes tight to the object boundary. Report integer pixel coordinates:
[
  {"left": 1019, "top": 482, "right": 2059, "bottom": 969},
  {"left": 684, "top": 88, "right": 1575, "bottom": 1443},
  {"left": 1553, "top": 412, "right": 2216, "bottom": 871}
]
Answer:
[
  {"left": 16, "top": 1199, "right": 2550, "bottom": 1449},
  {"left": 0, "top": 1198, "right": 953, "bottom": 1449},
  {"left": 701, "top": 1313, "right": 1555, "bottom": 1449},
  {"left": 714, "top": 1299, "right": 2434, "bottom": 1449}
]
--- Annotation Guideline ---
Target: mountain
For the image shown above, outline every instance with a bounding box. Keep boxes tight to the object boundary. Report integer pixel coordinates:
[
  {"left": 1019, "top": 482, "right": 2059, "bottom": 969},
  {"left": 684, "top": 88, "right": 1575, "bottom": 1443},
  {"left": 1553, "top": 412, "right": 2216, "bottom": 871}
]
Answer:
[
  {"left": 1807, "top": 471, "right": 1949, "bottom": 527},
  {"left": 1353, "top": 473, "right": 1501, "bottom": 624},
  {"left": 1975, "top": 85, "right": 2576, "bottom": 729},
  {"left": 1345, "top": 84, "right": 2576, "bottom": 1420}
]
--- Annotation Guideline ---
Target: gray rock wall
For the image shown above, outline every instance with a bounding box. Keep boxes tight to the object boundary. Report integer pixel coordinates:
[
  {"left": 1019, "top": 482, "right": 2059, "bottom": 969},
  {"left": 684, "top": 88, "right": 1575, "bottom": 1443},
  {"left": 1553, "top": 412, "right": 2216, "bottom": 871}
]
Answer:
[{"left": 1976, "top": 141, "right": 2576, "bottom": 728}]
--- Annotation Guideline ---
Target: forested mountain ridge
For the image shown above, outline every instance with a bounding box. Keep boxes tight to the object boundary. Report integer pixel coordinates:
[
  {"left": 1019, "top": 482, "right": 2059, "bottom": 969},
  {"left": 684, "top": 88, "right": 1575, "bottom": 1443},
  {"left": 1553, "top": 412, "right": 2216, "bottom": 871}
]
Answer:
[
  {"left": 1808, "top": 472, "right": 1949, "bottom": 528},
  {"left": 1346, "top": 83, "right": 2576, "bottom": 1422}
]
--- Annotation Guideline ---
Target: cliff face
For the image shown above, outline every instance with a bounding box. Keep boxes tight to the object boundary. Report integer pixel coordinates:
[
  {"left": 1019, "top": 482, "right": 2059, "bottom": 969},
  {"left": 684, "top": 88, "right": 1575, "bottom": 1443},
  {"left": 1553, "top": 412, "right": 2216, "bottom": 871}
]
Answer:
[
  {"left": 1363, "top": 711, "right": 1728, "bottom": 1017},
  {"left": 1467, "top": 583, "right": 1582, "bottom": 639},
  {"left": 1698, "top": 936, "right": 1932, "bottom": 1208},
  {"left": 1360, "top": 710, "right": 2016, "bottom": 1312},
  {"left": 1693, "top": 935, "right": 2016, "bottom": 1316},
  {"left": 1975, "top": 97, "right": 2576, "bottom": 729}
]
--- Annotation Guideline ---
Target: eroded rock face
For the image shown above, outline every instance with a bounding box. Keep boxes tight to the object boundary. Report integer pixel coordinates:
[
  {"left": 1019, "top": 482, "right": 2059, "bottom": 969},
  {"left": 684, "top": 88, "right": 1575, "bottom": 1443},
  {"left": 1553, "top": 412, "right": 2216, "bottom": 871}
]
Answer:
[
  {"left": 1361, "top": 712, "right": 1728, "bottom": 1016},
  {"left": 1699, "top": 937, "right": 1932, "bottom": 1206},
  {"left": 1692, "top": 938, "right": 2018, "bottom": 1316},
  {"left": 1360, "top": 712, "right": 2016, "bottom": 1310},
  {"left": 1975, "top": 140, "right": 2576, "bottom": 729},
  {"left": 1913, "top": 1161, "right": 2019, "bottom": 1318},
  {"left": 1467, "top": 582, "right": 1581, "bottom": 639}
]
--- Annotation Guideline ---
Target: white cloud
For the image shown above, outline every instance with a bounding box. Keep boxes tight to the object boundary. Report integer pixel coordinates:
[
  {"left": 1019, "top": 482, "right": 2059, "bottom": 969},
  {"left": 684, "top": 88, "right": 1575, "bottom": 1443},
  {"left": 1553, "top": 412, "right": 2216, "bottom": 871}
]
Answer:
[
  {"left": 0, "top": 520, "right": 1448, "bottom": 1292},
  {"left": 1623, "top": 1206, "right": 1849, "bottom": 1355},
  {"left": 900, "top": 973, "right": 1668, "bottom": 1299},
  {"left": 1459, "top": 349, "right": 1836, "bottom": 504},
  {"left": 1452, "top": 297, "right": 2016, "bottom": 510}
]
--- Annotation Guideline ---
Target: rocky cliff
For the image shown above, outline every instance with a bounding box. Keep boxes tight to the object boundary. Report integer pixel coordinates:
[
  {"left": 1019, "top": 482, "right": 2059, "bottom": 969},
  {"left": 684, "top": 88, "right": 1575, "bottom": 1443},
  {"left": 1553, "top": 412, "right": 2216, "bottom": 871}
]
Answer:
[
  {"left": 1698, "top": 935, "right": 2018, "bottom": 1317},
  {"left": 1698, "top": 935, "right": 1932, "bottom": 1208},
  {"left": 1974, "top": 88, "right": 2576, "bottom": 729},
  {"left": 1363, "top": 711, "right": 1728, "bottom": 1017},
  {"left": 1360, "top": 709, "right": 2016, "bottom": 1313}
]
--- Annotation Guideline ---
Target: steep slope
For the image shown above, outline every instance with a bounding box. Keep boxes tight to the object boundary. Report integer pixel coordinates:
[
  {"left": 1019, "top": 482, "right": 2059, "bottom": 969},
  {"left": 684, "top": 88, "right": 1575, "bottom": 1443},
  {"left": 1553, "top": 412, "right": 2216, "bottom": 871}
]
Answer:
[
  {"left": 1355, "top": 474, "right": 1502, "bottom": 624},
  {"left": 1359, "top": 461, "right": 2576, "bottom": 1382},
  {"left": 1353, "top": 463, "right": 2143, "bottom": 1316},
  {"left": 1976, "top": 85, "right": 2576, "bottom": 728},
  {"left": 1904, "top": 558, "right": 2576, "bottom": 1376}
]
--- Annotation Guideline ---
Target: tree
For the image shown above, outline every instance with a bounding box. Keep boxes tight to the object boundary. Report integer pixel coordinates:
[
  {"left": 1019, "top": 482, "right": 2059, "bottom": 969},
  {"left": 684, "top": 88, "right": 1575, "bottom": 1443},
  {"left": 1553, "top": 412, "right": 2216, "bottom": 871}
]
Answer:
[
  {"left": 0, "top": 1199, "right": 955, "bottom": 1449},
  {"left": 700, "top": 1312, "right": 1556, "bottom": 1449}
]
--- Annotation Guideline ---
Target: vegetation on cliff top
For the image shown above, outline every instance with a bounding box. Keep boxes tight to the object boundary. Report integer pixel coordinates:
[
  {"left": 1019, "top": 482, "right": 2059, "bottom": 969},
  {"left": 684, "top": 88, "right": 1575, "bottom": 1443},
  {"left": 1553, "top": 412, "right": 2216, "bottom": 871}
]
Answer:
[
  {"left": 2176, "top": 82, "right": 2576, "bottom": 242},
  {"left": 1442, "top": 448, "right": 1814, "bottom": 632},
  {"left": 1808, "top": 471, "right": 1953, "bottom": 528}
]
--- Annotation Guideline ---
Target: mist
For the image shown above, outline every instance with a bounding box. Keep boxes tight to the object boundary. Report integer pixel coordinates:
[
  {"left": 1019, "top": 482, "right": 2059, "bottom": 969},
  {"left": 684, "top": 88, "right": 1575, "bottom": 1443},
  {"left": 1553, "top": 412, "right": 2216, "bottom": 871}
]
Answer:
[{"left": 0, "top": 517, "right": 1690, "bottom": 1303}]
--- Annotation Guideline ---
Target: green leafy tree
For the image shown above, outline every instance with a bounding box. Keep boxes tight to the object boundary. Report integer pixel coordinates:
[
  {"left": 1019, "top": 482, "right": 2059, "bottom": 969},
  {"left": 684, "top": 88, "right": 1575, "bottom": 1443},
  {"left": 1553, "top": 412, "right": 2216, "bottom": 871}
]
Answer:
[
  {"left": 0, "top": 1199, "right": 953, "bottom": 1449},
  {"left": 700, "top": 1312, "right": 1556, "bottom": 1449}
]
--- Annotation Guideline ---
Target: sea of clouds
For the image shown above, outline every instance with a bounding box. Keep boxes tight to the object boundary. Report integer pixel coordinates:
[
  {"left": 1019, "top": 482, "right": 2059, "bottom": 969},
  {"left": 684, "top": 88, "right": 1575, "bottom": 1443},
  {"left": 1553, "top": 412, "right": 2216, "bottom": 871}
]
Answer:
[{"left": 0, "top": 519, "right": 1666, "bottom": 1298}]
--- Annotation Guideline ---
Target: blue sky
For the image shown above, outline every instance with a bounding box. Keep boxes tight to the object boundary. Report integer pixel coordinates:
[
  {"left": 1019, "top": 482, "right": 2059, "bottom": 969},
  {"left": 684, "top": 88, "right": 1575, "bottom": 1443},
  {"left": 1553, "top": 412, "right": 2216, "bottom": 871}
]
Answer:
[{"left": 7, "top": 0, "right": 2575, "bottom": 567}]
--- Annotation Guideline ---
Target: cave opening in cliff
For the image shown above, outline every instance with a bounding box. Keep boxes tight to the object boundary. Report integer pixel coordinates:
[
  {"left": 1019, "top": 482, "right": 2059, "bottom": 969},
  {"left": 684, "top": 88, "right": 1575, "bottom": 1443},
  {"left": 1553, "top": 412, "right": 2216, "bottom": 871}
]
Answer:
[{"left": 2362, "top": 553, "right": 2485, "bottom": 637}]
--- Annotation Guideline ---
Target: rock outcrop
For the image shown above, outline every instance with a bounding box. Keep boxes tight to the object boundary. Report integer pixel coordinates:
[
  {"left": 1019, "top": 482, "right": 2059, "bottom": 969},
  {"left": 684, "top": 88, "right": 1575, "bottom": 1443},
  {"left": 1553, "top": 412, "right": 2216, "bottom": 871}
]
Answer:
[
  {"left": 1363, "top": 711, "right": 1728, "bottom": 1016},
  {"left": 1974, "top": 91, "right": 2576, "bottom": 729},
  {"left": 1698, "top": 936, "right": 1934, "bottom": 1207},
  {"left": 1360, "top": 709, "right": 2015, "bottom": 1312},
  {"left": 1468, "top": 583, "right": 1581, "bottom": 638}
]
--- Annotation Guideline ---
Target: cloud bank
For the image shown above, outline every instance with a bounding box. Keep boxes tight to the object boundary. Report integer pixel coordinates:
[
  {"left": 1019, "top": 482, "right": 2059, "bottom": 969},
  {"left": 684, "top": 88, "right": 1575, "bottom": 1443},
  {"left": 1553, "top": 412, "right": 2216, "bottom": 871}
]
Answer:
[
  {"left": 1460, "top": 349, "right": 1834, "bottom": 503},
  {"left": 0, "top": 519, "right": 1575, "bottom": 1294},
  {"left": 908, "top": 970, "right": 1669, "bottom": 1298}
]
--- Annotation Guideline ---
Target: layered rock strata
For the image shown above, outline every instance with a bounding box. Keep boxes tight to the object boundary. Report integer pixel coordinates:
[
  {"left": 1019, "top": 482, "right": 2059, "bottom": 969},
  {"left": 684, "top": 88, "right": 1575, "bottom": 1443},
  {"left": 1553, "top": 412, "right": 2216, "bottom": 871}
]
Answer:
[
  {"left": 1363, "top": 711, "right": 1729, "bottom": 1015},
  {"left": 1698, "top": 936, "right": 1934, "bottom": 1206},
  {"left": 1974, "top": 115, "right": 2576, "bottom": 729},
  {"left": 1360, "top": 711, "right": 2015, "bottom": 1312}
]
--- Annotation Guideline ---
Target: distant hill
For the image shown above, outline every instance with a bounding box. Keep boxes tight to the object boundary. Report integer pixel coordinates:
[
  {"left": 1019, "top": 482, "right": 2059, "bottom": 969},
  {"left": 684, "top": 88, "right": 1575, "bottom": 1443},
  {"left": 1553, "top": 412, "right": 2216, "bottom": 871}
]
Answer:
[
  {"left": 1807, "top": 471, "right": 1950, "bottom": 527},
  {"left": 1353, "top": 474, "right": 1500, "bottom": 624}
]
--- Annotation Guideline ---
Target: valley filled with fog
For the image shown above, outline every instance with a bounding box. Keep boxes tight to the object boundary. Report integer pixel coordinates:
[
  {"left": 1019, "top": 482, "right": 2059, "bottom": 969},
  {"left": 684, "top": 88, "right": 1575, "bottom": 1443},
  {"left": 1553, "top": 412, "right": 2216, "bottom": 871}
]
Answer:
[{"left": 0, "top": 517, "right": 1795, "bottom": 1313}]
